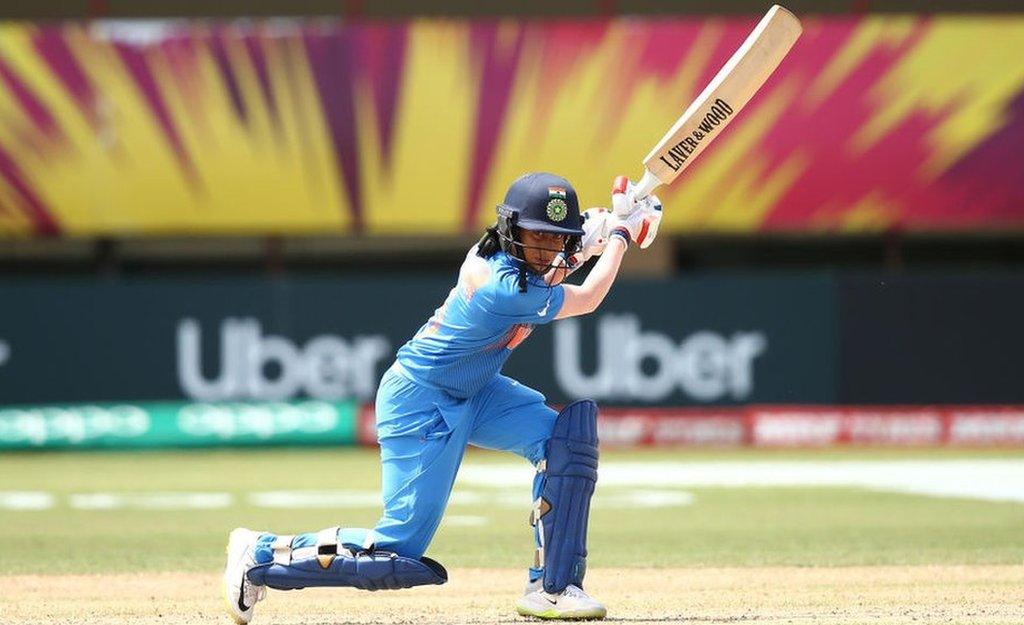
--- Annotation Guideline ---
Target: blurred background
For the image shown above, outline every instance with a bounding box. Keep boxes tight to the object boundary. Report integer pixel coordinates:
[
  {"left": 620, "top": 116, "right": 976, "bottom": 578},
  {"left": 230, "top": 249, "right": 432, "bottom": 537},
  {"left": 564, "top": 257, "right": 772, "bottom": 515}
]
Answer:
[{"left": 0, "top": 0, "right": 1022, "bottom": 453}]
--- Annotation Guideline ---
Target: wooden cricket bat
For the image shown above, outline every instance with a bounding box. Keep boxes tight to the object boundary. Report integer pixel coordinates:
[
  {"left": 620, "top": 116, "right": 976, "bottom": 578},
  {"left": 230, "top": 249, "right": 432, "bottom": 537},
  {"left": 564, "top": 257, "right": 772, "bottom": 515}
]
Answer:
[{"left": 629, "top": 5, "right": 802, "bottom": 203}]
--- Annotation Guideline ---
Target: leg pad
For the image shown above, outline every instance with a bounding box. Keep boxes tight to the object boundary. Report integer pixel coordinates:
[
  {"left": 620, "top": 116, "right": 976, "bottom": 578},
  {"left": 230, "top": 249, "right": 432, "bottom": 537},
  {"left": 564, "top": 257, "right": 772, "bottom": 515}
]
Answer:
[
  {"left": 248, "top": 528, "right": 447, "bottom": 591},
  {"left": 534, "top": 399, "right": 599, "bottom": 594}
]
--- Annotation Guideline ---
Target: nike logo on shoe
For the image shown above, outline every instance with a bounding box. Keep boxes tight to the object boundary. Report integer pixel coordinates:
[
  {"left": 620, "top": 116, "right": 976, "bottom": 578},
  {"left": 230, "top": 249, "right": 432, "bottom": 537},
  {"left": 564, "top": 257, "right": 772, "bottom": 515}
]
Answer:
[{"left": 237, "top": 578, "right": 250, "bottom": 612}]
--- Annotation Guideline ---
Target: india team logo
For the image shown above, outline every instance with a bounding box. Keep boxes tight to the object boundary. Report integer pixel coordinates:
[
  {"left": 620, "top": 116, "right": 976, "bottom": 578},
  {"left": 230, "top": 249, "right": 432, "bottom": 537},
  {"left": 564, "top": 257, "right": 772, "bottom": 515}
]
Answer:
[{"left": 546, "top": 186, "right": 568, "bottom": 222}]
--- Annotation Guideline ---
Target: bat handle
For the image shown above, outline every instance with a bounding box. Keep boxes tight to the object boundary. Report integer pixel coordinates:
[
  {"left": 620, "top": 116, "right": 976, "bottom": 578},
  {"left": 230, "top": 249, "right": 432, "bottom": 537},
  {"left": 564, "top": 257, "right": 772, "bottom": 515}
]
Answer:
[{"left": 632, "top": 169, "right": 662, "bottom": 202}]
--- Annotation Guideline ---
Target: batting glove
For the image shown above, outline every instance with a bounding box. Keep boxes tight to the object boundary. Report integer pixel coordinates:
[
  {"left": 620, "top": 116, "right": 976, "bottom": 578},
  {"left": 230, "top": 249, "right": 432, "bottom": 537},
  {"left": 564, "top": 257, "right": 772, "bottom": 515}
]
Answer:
[
  {"left": 567, "top": 207, "right": 613, "bottom": 265},
  {"left": 609, "top": 175, "right": 663, "bottom": 249}
]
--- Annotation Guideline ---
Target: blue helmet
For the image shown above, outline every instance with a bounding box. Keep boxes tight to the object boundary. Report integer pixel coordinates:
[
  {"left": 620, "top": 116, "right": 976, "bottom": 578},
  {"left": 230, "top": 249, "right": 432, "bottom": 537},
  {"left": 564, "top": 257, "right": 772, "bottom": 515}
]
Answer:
[
  {"left": 497, "top": 172, "right": 585, "bottom": 237},
  {"left": 495, "top": 172, "right": 584, "bottom": 263}
]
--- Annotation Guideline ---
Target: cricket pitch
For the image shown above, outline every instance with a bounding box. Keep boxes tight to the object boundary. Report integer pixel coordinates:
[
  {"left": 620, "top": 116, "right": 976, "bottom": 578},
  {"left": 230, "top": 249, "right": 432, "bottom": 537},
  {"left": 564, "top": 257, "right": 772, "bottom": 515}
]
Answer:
[{"left": 4, "top": 565, "right": 1022, "bottom": 624}]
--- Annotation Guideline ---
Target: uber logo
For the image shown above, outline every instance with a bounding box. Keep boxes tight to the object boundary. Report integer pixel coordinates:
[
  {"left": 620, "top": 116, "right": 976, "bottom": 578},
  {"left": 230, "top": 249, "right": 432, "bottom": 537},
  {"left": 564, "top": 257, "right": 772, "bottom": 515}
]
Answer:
[
  {"left": 177, "top": 318, "right": 390, "bottom": 402},
  {"left": 554, "top": 314, "right": 766, "bottom": 402}
]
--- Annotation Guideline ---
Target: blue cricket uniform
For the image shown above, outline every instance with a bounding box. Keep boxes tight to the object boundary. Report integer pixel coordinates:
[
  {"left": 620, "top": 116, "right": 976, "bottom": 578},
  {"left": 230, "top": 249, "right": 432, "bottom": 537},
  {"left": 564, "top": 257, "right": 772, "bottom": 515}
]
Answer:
[
  {"left": 396, "top": 248, "right": 563, "bottom": 397},
  {"left": 258, "top": 249, "right": 565, "bottom": 563}
]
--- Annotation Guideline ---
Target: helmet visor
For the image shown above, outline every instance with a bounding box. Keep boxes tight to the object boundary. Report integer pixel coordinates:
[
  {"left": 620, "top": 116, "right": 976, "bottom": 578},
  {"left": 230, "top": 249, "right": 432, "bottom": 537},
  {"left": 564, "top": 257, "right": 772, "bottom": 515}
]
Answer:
[{"left": 514, "top": 215, "right": 584, "bottom": 236}]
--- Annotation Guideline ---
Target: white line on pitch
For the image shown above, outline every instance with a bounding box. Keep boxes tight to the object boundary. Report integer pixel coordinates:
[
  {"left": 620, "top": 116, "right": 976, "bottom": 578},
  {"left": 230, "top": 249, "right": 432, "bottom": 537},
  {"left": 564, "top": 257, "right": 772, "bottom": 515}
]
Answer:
[
  {"left": 69, "top": 492, "right": 233, "bottom": 509},
  {"left": 444, "top": 515, "right": 489, "bottom": 526},
  {"left": 0, "top": 488, "right": 694, "bottom": 511},
  {"left": 0, "top": 491, "right": 53, "bottom": 510},
  {"left": 457, "top": 459, "right": 1024, "bottom": 503}
]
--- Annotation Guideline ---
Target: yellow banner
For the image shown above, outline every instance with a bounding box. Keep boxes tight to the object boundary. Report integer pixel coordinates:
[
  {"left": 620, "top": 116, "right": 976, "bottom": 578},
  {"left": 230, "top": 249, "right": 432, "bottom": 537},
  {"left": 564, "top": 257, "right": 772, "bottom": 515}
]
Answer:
[{"left": 0, "top": 17, "right": 1022, "bottom": 237}]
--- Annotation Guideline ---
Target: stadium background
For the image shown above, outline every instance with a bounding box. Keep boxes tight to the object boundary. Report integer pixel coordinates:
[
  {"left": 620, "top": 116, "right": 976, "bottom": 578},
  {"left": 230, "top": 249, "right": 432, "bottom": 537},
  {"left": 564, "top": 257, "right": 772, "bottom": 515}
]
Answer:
[{"left": 2, "top": 0, "right": 1022, "bottom": 451}]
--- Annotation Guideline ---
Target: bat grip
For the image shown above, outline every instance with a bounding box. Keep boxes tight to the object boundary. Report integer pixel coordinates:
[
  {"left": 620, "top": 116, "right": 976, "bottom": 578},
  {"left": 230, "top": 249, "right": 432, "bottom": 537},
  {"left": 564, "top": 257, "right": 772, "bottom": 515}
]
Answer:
[{"left": 632, "top": 169, "right": 662, "bottom": 202}]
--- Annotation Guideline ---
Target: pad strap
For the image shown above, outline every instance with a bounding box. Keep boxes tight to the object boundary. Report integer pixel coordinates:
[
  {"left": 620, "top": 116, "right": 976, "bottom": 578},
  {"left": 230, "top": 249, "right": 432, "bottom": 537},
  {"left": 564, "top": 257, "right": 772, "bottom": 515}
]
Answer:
[
  {"left": 272, "top": 535, "right": 294, "bottom": 565},
  {"left": 315, "top": 527, "right": 340, "bottom": 569}
]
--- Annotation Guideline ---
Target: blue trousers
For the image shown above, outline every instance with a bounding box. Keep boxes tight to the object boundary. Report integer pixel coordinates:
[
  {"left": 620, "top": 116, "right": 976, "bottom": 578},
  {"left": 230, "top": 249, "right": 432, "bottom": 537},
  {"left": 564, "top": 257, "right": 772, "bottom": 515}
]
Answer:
[{"left": 258, "top": 365, "right": 556, "bottom": 566}]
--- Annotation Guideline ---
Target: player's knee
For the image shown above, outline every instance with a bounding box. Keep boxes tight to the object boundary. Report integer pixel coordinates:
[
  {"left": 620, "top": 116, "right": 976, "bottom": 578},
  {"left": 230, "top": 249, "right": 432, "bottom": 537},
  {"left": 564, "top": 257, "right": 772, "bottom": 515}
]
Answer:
[
  {"left": 376, "top": 535, "right": 428, "bottom": 561},
  {"left": 544, "top": 399, "right": 599, "bottom": 475},
  {"left": 373, "top": 517, "right": 439, "bottom": 560},
  {"left": 525, "top": 439, "right": 547, "bottom": 466}
]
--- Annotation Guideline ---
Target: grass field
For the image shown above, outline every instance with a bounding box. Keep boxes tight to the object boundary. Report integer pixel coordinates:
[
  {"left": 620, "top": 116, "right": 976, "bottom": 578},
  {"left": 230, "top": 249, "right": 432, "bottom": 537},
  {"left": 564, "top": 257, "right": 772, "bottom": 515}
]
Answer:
[{"left": 2, "top": 447, "right": 1023, "bottom": 624}]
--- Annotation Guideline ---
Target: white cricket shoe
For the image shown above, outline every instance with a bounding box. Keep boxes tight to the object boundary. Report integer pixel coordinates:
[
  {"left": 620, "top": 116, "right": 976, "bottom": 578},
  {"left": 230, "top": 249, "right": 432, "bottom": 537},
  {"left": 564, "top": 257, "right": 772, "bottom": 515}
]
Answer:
[
  {"left": 223, "top": 528, "right": 267, "bottom": 624},
  {"left": 516, "top": 579, "right": 607, "bottom": 620}
]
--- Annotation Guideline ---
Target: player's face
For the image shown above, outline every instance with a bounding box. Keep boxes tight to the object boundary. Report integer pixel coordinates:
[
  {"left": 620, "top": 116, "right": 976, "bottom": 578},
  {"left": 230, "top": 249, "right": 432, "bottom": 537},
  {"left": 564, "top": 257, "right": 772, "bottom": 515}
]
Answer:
[{"left": 519, "top": 229, "right": 567, "bottom": 273}]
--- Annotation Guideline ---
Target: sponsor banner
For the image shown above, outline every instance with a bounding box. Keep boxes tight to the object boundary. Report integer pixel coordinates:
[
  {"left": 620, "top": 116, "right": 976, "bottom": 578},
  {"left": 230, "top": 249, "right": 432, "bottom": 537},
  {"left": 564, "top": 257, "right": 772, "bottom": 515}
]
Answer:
[
  {"left": 948, "top": 408, "right": 1024, "bottom": 445},
  {"left": 5, "top": 400, "right": 1019, "bottom": 450},
  {"left": 356, "top": 405, "right": 1024, "bottom": 448},
  {"left": 1, "top": 17, "right": 1023, "bottom": 237},
  {"left": 2, "top": 272, "right": 1023, "bottom": 408},
  {"left": 598, "top": 408, "right": 748, "bottom": 447},
  {"left": 0, "top": 275, "right": 834, "bottom": 407},
  {"left": 0, "top": 277, "right": 447, "bottom": 406},
  {"left": 537, "top": 274, "right": 837, "bottom": 406},
  {"left": 0, "top": 400, "right": 357, "bottom": 450},
  {"left": 751, "top": 406, "right": 1024, "bottom": 447},
  {"left": 750, "top": 406, "right": 945, "bottom": 446},
  {"left": 595, "top": 406, "right": 1024, "bottom": 448},
  {"left": 357, "top": 404, "right": 378, "bottom": 447}
]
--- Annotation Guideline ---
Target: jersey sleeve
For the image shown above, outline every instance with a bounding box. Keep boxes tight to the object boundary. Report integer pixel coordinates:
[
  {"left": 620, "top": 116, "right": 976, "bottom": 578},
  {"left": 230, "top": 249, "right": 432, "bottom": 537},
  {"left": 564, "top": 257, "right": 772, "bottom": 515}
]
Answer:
[{"left": 474, "top": 274, "right": 565, "bottom": 325}]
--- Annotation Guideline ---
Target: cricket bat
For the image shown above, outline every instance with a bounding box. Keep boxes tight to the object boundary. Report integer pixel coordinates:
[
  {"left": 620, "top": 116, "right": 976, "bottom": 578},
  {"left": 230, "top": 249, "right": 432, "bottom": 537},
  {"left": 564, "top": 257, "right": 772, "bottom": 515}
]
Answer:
[{"left": 628, "top": 5, "right": 802, "bottom": 204}]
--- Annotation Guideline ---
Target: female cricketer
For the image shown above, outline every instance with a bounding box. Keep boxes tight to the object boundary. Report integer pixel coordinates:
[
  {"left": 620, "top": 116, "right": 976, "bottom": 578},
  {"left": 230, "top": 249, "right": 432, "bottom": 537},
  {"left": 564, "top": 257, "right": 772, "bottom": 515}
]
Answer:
[{"left": 224, "top": 172, "right": 662, "bottom": 623}]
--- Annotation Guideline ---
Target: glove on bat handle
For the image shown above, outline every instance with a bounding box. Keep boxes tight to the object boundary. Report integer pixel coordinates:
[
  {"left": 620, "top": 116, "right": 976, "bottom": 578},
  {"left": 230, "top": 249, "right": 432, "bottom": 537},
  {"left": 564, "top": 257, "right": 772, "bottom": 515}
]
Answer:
[
  {"left": 613, "top": 170, "right": 662, "bottom": 216},
  {"left": 633, "top": 169, "right": 662, "bottom": 201}
]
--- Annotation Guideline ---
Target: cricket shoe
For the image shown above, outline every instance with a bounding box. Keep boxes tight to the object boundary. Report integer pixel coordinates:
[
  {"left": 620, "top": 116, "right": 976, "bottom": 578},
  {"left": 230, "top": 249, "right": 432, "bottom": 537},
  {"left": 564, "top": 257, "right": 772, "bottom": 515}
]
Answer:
[
  {"left": 516, "top": 579, "right": 607, "bottom": 620},
  {"left": 223, "top": 528, "right": 268, "bottom": 624}
]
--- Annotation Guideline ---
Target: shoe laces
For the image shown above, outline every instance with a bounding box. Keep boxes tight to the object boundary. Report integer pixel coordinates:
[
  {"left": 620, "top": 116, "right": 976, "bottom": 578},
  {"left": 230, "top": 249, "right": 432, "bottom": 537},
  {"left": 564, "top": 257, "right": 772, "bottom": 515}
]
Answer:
[
  {"left": 562, "top": 585, "right": 587, "bottom": 599},
  {"left": 243, "top": 578, "right": 267, "bottom": 605},
  {"left": 241, "top": 552, "right": 267, "bottom": 605}
]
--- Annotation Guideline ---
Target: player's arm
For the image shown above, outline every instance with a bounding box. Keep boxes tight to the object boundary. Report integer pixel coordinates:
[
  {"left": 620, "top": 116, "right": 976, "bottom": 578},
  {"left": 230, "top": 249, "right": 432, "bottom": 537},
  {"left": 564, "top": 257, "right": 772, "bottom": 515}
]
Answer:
[
  {"left": 555, "top": 177, "right": 663, "bottom": 319},
  {"left": 555, "top": 234, "right": 628, "bottom": 318},
  {"left": 543, "top": 206, "right": 613, "bottom": 287}
]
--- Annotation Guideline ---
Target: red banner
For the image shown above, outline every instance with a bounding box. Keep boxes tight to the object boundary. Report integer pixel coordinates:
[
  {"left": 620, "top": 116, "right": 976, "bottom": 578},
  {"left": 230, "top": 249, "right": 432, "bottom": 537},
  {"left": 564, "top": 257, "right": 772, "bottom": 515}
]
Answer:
[{"left": 358, "top": 404, "right": 1024, "bottom": 448}]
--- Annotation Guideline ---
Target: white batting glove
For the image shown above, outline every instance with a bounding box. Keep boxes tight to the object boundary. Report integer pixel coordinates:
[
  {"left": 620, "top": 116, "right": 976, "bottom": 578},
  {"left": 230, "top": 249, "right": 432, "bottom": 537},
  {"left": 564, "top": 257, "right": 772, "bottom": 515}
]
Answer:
[
  {"left": 611, "top": 175, "right": 649, "bottom": 217},
  {"left": 635, "top": 196, "right": 662, "bottom": 249},
  {"left": 568, "top": 207, "right": 612, "bottom": 264},
  {"left": 609, "top": 176, "right": 663, "bottom": 249}
]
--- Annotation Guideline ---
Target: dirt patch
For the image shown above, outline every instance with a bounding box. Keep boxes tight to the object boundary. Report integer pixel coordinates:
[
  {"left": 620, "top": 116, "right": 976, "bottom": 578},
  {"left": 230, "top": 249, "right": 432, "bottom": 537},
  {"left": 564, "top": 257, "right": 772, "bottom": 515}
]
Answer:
[{"left": 3, "top": 566, "right": 1022, "bottom": 624}]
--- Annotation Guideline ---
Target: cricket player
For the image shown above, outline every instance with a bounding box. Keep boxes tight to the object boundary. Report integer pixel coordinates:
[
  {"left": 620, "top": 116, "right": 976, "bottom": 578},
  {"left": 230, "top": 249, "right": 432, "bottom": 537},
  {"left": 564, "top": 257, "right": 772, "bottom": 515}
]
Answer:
[{"left": 223, "top": 172, "right": 662, "bottom": 623}]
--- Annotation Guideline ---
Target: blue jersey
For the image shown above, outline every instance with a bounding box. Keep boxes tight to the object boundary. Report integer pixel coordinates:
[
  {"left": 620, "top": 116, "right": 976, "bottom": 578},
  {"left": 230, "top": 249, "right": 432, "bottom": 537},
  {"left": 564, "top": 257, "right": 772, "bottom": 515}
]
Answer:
[{"left": 394, "top": 249, "right": 565, "bottom": 398}]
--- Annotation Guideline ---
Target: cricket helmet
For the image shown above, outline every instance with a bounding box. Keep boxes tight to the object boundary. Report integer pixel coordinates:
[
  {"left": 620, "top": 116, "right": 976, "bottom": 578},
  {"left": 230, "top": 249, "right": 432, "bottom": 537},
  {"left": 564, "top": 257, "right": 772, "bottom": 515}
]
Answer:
[
  {"left": 496, "top": 172, "right": 585, "bottom": 237},
  {"left": 494, "top": 172, "right": 585, "bottom": 268}
]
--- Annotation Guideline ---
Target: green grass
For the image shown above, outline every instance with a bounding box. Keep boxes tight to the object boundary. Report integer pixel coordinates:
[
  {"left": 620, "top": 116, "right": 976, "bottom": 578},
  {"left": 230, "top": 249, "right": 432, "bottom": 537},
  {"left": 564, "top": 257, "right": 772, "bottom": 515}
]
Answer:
[{"left": 1, "top": 447, "right": 1022, "bottom": 574}]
